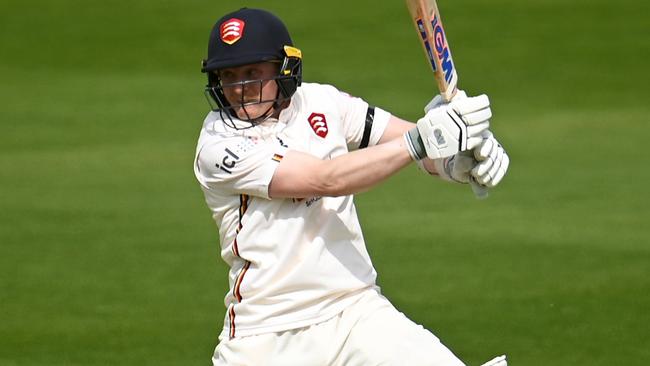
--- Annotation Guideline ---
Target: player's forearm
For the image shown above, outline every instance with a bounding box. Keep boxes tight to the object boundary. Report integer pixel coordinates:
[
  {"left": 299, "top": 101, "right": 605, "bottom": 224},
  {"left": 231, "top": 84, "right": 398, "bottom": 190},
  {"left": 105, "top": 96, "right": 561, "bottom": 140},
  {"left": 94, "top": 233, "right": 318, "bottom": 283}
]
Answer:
[
  {"left": 270, "top": 137, "right": 414, "bottom": 199},
  {"left": 320, "top": 137, "right": 413, "bottom": 196}
]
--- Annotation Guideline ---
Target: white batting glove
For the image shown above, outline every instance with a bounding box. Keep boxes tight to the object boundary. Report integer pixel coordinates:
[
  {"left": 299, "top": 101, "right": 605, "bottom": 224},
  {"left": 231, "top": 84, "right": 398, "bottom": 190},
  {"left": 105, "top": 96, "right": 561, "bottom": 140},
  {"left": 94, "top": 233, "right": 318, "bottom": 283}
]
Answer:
[
  {"left": 480, "top": 355, "right": 507, "bottom": 366},
  {"left": 432, "top": 150, "right": 476, "bottom": 184},
  {"left": 404, "top": 93, "right": 491, "bottom": 160},
  {"left": 471, "top": 131, "right": 509, "bottom": 187},
  {"left": 423, "top": 90, "right": 467, "bottom": 112},
  {"left": 432, "top": 131, "right": 509, "bottom": 189}
]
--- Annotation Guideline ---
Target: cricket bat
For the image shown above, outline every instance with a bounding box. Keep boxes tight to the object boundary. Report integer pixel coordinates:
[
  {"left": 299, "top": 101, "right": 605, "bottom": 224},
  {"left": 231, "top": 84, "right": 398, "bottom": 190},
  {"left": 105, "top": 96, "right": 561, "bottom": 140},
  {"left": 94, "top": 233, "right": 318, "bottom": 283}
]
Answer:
[{"left": 404, "top": 0, "right": 489, "bottom": 199}]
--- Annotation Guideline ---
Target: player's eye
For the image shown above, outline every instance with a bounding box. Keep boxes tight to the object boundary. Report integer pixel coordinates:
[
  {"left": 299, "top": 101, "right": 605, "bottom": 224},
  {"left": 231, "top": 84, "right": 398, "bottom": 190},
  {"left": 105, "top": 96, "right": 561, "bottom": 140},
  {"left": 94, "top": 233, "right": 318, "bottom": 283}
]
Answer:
[
  {"left": 247, "top": 69, "right": 261, "bottom": 79},
  {"left": 219, "top": 70, "right": 237, "bottom": 83}
]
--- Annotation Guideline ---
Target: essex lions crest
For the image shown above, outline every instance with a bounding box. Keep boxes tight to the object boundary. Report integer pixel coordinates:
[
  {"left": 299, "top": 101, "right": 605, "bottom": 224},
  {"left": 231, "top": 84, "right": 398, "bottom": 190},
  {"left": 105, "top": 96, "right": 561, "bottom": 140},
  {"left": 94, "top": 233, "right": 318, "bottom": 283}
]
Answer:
[
  {"left": 220, "top": 18, "right": 245, "bottom": 45},
  {"left": 308, "top": 112, "right": 328, "bottom": 138}
]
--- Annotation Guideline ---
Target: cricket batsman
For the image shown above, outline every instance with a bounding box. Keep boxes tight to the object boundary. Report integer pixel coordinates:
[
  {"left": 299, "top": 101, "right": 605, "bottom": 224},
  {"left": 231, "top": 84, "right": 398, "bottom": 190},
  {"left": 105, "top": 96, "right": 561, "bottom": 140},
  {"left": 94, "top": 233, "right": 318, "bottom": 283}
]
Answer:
[{"left": 194, "top": 7, "right": 510, "bottom": 366}]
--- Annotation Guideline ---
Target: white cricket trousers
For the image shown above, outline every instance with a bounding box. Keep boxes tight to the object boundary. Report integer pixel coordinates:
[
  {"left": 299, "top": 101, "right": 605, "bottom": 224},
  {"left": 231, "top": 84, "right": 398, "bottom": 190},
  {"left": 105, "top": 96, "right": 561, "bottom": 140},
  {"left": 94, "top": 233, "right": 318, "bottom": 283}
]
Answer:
[{"left": 212, "top": 289, "right": 465, "bottom": 366}]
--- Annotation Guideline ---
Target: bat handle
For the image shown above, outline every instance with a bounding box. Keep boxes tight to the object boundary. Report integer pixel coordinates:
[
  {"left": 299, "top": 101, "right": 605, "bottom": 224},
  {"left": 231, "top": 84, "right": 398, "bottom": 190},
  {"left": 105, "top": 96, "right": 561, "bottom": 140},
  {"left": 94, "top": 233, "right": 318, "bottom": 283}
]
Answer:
[{"left": 470, "top": 178, "right": 489, "bottom": 200}]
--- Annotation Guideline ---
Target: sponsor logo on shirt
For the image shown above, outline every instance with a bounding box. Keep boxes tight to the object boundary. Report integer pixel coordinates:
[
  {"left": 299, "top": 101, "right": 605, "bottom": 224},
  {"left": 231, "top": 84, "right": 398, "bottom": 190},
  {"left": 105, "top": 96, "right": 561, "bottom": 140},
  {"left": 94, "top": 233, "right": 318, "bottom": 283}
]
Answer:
[
  {"left": 292, "top": 196, "right": 322, "bottom": 207},
  {"left": 304, "top": 196, "right": 322, "bottom": 207},
  {"left": 215, "top": 147, "right": 239, "bottom": 174}
]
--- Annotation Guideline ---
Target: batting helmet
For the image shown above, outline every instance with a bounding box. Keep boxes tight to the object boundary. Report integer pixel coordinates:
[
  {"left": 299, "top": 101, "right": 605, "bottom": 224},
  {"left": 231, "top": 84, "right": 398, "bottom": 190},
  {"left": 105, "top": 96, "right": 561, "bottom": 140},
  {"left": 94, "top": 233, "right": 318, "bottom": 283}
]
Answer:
[{"left": 202, "top": 8, "right": 302, "bottom": 128}]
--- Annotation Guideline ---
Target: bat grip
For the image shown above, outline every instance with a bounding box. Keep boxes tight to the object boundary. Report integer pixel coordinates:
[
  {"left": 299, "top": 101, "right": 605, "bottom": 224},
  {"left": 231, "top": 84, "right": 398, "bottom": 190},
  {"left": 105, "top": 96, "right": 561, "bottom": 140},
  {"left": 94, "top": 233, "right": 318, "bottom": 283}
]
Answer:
[{"left": 470, "top": 178, "right": 489, "bottom": 200}]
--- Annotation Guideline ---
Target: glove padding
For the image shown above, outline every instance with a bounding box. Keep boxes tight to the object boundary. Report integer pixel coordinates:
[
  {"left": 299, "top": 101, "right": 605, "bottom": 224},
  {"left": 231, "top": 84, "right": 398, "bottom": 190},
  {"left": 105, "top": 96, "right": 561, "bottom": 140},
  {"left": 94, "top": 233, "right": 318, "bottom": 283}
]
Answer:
[
  {"left": 433, "top": 131, "right": 509, "bottom": 188},
  {"left": 405, "top": 92, "right": 491, "bottom": 160}
]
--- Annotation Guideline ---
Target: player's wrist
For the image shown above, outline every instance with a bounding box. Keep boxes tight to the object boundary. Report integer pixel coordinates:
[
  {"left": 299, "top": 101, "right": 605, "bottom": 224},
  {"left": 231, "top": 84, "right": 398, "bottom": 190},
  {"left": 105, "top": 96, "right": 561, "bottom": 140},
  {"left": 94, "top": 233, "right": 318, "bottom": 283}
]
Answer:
[{"left": 403, "top": 128, "right": 427, "bottom": 161}]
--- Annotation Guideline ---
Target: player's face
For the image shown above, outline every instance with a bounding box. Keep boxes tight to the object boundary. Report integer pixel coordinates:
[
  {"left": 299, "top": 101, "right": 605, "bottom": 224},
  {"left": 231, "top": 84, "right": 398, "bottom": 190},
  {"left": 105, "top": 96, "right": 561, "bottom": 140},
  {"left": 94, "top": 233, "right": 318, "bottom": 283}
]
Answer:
[{"left": 217, "top": 62, "right": 280, "bottom": 120}]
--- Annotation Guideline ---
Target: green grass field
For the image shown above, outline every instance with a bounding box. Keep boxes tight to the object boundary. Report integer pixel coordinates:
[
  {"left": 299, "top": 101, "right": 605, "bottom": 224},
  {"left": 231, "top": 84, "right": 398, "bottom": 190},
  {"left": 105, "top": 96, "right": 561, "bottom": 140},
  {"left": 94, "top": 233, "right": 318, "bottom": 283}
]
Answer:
[{"left": 1, "top": 0, "right": 649, "bottom": 365}]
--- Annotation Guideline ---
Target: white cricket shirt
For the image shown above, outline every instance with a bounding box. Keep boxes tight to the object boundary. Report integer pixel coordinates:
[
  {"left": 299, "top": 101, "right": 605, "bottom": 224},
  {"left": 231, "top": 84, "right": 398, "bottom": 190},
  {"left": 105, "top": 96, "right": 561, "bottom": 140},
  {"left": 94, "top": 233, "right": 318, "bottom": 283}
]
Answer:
[{"left": 194, "top": 82, "right": 391, "bottom": 339}]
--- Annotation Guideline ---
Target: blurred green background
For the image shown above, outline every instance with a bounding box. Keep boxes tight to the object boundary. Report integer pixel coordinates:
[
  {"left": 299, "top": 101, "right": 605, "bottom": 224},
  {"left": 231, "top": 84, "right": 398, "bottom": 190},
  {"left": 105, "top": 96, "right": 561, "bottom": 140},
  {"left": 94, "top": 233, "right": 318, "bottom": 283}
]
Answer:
[{"left": 1, "top": 0, "right": 648, "bottom": 365}]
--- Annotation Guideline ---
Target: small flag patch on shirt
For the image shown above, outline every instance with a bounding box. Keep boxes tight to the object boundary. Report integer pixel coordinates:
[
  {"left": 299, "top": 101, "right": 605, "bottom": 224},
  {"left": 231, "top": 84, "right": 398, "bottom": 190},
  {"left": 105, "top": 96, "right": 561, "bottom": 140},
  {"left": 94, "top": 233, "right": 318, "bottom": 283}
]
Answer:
[{"left": 272, "top": 154, "right": 283, "bottom": 162}]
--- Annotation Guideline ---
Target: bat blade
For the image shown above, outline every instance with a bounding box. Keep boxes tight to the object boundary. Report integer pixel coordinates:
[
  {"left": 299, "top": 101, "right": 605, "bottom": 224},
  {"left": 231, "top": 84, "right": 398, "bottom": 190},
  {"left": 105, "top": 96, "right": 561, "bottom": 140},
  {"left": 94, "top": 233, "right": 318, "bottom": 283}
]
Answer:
[{"left": 404, "top": 0, "right": 458, "bottom": 102}]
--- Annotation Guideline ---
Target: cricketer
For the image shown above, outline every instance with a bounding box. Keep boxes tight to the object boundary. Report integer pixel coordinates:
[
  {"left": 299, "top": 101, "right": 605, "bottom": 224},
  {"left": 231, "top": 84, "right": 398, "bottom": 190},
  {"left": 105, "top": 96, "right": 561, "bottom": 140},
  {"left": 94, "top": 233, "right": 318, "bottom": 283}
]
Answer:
[{"left": 194, "top": 7, "right": 510, "bottom": 366}]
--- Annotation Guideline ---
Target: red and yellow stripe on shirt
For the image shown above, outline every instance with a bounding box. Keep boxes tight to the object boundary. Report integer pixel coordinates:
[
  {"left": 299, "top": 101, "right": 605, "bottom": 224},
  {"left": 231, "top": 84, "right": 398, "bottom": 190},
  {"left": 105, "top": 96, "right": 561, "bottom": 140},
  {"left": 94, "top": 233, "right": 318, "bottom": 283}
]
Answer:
[{"left": 229, "top": 194, "right": 251, "bottom": 339}]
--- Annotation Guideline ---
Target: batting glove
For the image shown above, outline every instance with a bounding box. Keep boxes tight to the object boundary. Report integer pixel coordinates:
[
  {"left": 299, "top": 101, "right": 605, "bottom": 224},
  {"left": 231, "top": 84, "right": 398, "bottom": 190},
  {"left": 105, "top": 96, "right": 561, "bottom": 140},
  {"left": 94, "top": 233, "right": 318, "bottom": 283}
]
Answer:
[
  {"left": 432, "top": 131, "right": 509, "bottom": 189},
  {"left": 432, "top": 150, "right": 476, "bottom": 184},
  {"left": 423, "top": 90, "right": 466, "bottom": 112},
  {"left": 480, "top": 355, "right": 507, "bottom": 366},
  {"left": 404, "top": 93, "right": 491, "bottom": 160},
  {"left": 471, "top": 131, "right": 509, "bottom": 187}
]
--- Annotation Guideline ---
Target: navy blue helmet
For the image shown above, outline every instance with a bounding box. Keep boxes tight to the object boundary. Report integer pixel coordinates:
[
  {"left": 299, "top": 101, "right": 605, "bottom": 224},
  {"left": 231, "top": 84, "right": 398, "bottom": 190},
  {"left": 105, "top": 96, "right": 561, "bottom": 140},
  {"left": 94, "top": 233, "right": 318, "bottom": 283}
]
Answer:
[{"left": 202, "top": 8, "right": 302, "bottom": 128}]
